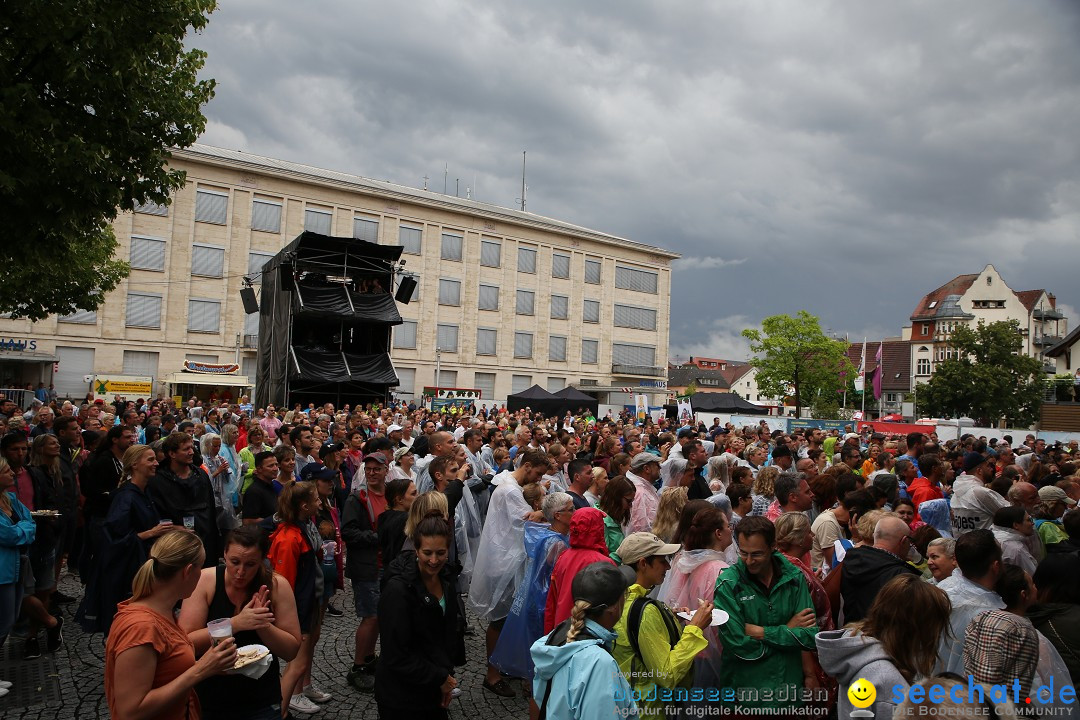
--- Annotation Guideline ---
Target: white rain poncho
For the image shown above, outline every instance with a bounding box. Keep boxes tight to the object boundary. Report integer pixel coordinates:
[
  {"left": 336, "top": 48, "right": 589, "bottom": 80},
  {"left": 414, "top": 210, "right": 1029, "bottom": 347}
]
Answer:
[
  {"left": 454, "top": 479, "right": 484, "bottom": 594},
  {"left": 467, "top": 471, "right": 532, "bottom": 621}
]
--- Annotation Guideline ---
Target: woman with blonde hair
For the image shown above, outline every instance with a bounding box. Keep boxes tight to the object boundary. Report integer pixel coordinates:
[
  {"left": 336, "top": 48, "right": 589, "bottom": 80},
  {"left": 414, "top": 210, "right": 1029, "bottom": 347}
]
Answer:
[
  {"left": 651, "top": 486, "right": 689, "bottom": 543},
  {"left": 105, "top": 531, "right": 237, "bottom": 720},
  {"left": 404, "top": 490, "right": 450, "bottom": 541},
  {"left": 584, "top": 466, "right": 608, "bottom": 506},
  {"left": 817, "top": 574, "right": 951, "bottom": 720},
  {"left": 750, "top": 465, "right": 779, "bottom": 517}
]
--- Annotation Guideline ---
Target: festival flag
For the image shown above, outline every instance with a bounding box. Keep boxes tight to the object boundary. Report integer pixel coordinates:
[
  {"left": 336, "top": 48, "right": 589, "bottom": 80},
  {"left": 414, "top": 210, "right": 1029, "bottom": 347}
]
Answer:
[{"left": 872, "top": 341, "right": 883, "bottom": 400}]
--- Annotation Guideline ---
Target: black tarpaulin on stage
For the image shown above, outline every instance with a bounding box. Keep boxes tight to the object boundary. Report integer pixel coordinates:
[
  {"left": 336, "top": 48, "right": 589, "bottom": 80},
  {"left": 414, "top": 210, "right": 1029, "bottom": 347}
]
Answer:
[
  {"left": 295, "top": 282, "right": 403, "bottom": 324},
  {"left": 664, "top": 392, "right": 771, "bottom": 416},
  {"left": 553, "top": 386, "right": 600, "bottom": 416}
]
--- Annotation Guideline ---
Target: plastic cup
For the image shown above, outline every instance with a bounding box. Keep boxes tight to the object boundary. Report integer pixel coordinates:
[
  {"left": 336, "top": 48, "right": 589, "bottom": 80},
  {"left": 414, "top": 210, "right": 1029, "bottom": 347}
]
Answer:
[
  {"left": 183, "top": 516, "right": 196, "bottom": 530},
  {"left": 207, "top": 618, "right": 232, "bottom": 646}
]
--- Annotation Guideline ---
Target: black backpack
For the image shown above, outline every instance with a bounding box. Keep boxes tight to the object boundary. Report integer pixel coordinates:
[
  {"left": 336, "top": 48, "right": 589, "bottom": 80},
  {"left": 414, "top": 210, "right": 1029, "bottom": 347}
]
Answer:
[{"left": 626, "top": 596, "right": 681, "bottom": 664}]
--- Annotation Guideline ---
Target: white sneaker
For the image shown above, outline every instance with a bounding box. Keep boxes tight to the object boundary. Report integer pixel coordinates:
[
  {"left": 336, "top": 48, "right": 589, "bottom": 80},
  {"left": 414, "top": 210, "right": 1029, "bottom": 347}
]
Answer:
[
  {"left": 303, "top": 684, "right": 333, "bottom": 702},
  {"left": 450, "top": 687, "right": 462, "bottom": 698},
  {"left": 289, "top": 694, "right": 321, "bottom": 714}
]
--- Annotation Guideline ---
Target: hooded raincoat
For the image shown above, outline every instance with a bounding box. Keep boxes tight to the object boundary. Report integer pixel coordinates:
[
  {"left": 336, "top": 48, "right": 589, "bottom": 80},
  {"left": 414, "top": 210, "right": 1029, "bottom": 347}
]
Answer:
[
  {"left": 467, "top": 471, "right": 531, "bottom": 621},
  {"left": 530, "top": 618, "right": 638, "bottom": 720},
  {"left": 544, "top": 508, "right": 615, "bottom": 633},
  {"left": 489, "top": 522, "right": 569, "bottom": 678},
  {"left": 655, "top": 548, "right": 728, "bottom": 689},
  {"left": 713, "top": 553, "right": 818, "bottom": 711}
]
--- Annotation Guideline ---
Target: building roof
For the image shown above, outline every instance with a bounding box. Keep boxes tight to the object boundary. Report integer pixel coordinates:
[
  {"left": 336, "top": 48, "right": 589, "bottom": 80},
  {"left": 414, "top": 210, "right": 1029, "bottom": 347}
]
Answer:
[
  {"left": 172, "top": 143, "right": 680, "bottom": 260},
  {"left": 1015, "top": 289, "right": 1047, "bottom": 313},
  {"left": 667, "top": 365, "right": 732, "bottom": 390},
  {"left": 910, "top": 274, "right": 978, "bottom": 321},
  {"left": 845, "top": 340, "right": 912, "bottom": 392},
  {"left": 1046, "top": 325, "right": 1080, "bottom": 359}
]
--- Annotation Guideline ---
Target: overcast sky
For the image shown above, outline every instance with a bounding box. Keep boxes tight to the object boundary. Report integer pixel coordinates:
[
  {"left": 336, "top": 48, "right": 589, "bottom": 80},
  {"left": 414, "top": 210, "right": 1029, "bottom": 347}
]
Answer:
[{"left": 194, "top": 0, "right": 1080, "bottom": 361}]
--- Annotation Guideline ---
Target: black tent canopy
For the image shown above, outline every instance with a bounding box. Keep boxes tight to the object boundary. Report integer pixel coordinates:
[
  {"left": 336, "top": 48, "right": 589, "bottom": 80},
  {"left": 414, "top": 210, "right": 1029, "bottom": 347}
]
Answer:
[
  {"left": 506, "top": 385, "right": 601, "bottom": 418},
  {"left": 553, "top": 386, "right": 600, "bottom": 417},
  {"left": 255, "top": 232, "right": 405, "bottom": 408},
  {"left": 664, "top": 392, "right": 771, "bottom": 417}
]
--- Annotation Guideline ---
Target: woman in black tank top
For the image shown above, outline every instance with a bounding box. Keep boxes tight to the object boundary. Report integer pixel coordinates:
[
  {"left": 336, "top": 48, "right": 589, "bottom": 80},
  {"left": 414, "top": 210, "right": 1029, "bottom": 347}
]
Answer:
[{"left": 178, "top": 527, "right": 302, "bottom": 720}]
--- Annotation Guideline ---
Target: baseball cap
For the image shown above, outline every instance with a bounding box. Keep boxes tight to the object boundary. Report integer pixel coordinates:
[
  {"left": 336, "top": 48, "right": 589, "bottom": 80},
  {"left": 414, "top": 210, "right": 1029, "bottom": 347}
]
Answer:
[
  {"left": 393, "top": 445, "right": 413, "bottom": 462},
  {"left": 387, "top": 424, "right": 403, "bottom": 434},
  {"left": 630, "top": 452, "right": 661, "bottom": 470},
  {"left": 1038, "top": 485, "right": 1076, "bottom": 507},
  {"left": 318, "top": 442, "right": 343, "bottom": 458},
  {"left": 363, "top": 453, "right": 388, "bottom": 465},
  {"left": 677, "top": 428, "right": 697, "bottom": 440},
  {"left": 299, "top": 463, "right": 338, "bottom": 482},
  {"left": 617, "top": 532, "right": 681, "bottom": 566},
  {"left": 962, "top": 451, "right": 991, "bottom": 473}
]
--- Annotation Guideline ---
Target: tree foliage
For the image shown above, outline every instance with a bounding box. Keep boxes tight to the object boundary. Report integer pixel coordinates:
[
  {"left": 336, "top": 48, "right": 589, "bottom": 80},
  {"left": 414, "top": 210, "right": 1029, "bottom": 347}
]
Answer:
[
  {"left": 0, "top": 0, "right": 217, "bottom": 320},
  {"left": 919, "top": 320, "right": 1044, "bottom": 426},
  {"left": 742, "top": 311, "right": 855, "bottom": 419}
]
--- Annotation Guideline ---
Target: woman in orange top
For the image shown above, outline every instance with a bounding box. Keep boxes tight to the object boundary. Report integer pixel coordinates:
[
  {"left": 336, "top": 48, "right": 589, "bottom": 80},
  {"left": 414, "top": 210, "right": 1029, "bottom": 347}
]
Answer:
[
  {"left": 268, "top": 481, "right": 324, "bottom": 716},
  {"left": 105, "top": 530, "right": 237, "bottom": 720}
]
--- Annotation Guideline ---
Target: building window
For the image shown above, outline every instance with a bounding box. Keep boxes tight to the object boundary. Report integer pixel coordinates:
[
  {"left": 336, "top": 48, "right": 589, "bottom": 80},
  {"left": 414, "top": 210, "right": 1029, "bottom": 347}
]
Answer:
[
  {"left": 244, "top": 310, "right": 259, "bottom": 337},
  {"left": 398, "top": 225, "right": 422, "bottom": 255},
  {"left": 440, "top": 232, "right": 463, "bottom": 261},
  {"left": 511, "top": 374, "right": 532, "bottom": 394},
  {"left": 473, "top": 372, "right": 496, "bottom": 399},
  {"left": 547, "top": 377, "right": 566, "bottom": 393},
  {"left": 549, "top": 335, "right": 567, "bottom": 362},
  {"left": 583, "top": 299, "right": 600, "bottom": 323},
  {"left": 987, "top": 276, "right": 992, "bottom": 286},
  {"left": 188, "top": 300, "right": 221, "bottom": 333},
  {"left": 191, "top": 244, "right": 225, "bottom": 278},
  {"left": 304, "top": 207, "right": 333, "bottom": 234},
  {"left": 518, "top": 246, "right": 537, "bottom": 273},
  {"left": 584, "top": 258, "right": 602, "bottom": 284},
  {"left": 478, "top": 284, "right": 499, "bottom": 311},
  {"left": 477, "top": 328, "right": 498, "bottom": 356},
  {"left": 247, "top": 251, "right": 275, "bottom": 282},
  {"left": 130, "top": 235, "right": 166, "bottom": 271},
  {"left": 251, "top": 198, "right": 282, "bottom": 233},
  {"left": 134, "top": 199, "right": 168, "bottom": 216},
  {"left": 59, "top": 309, "right": 97, "bottom": 325},
  {"left": 354, "top": 216, "right": 379, "bottom": 243},
  {"left": 516, "top": 290, "right": 535, "bottom": 316},
  {"left": 551, "top": 253, "right": 570, "bottom": 279},
  {"left": 582, "top": 339, "right": 599, "bottom": 364},
  {"left": 480, "top": 239, "right": 501, "bottom": 267},
  {"left": 615, "top": 265, "right": 659, "bottom": 294},
  {"left": 123, "top": 350, "right": 159, "bottom": 376},
  {"left": 917, "top": 358, "right": 931, "bottom": 375},
  {"left": 395, "top": 367, "right": 416, "bottom": 395},
  {"left": 194, "top": 189, "right": 228, "bottom": 225},
  {"left": 438, "top": 279, "right": 461, "bottom": 306},
  {"left": 394, "top": 321, "right": 417, "bottom": 349},
  {"left": 514, "top": 332, "right": 533, "bottom": 358},
  {"left": 126, "top": 292, "right": 162, "bottom": 329},
  {"left": 550, "top": 294, "right": 568, "bottom": 320},
  {"left": 436, "top": 369, "right": 458, "bottom": 387},
  {"left": 613, "top": 304, "right": 657, "bottom": 331},
  {"left": 921, "top": 324, "right": 929, "bottom": 336},
  {"left": 437, "top": 324, "right": 459, "bottom": 353},
  {"left": 613, "top": 343, "right": 656, "bottom": 367}
]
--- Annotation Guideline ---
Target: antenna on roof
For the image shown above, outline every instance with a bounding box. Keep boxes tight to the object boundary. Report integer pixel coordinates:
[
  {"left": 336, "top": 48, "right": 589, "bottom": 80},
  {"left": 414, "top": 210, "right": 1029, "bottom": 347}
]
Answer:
[
  {"left": 423, "top": 175, "right": 429, "bottom": 191},
  {"left": 519, "top": 151, "right": 527, "bottom": 212},
  {"left": 443, "top": 163, "right": 448, "bottom": 195}
]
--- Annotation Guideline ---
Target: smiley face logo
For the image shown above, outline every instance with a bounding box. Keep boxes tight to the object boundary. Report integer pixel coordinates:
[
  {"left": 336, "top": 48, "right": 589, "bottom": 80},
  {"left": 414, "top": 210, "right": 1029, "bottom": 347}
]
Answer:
[{"left": 848, "top": 678, "right": 876, "bottom": 709}]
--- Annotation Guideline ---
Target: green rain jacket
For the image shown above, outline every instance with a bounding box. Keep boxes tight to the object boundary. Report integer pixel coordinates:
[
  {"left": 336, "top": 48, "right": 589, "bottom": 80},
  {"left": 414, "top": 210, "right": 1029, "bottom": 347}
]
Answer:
[{"left": 713, "top": 552, "right": 818, "bottom": 710}]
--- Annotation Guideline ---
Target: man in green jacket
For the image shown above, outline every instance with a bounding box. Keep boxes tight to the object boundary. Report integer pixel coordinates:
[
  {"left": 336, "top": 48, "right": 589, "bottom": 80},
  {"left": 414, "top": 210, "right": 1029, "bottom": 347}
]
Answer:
[{"left": 713, "top": 516, "right": 819, "bottom": 712}]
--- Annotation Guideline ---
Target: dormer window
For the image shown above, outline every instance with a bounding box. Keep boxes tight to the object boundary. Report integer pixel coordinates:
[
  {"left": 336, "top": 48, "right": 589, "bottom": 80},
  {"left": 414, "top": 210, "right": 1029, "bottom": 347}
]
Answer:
[{"left": 987, "top": 276, "right": 992, "bottom": 286}]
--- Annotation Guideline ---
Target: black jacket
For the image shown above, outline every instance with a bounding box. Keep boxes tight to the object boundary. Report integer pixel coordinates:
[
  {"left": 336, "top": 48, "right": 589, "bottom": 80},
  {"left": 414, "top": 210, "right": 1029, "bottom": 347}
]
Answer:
[
  {"left": 374, "top": 549, "right": 466, "bottom": 711},
  {"left": 839, "top": 545, "right": 921, "bottom": 623},
  {"left": 81, "top": 451, "right": 124, "bottom": 519},
  {"left": 341, "top": 489, "right": 379, "bottom": 582},
  {"left": 377, "top": 509, "right": 407, "bottom": 572},
  {"left": 147, "top": 464, "right": 221, "bottom": 566}
]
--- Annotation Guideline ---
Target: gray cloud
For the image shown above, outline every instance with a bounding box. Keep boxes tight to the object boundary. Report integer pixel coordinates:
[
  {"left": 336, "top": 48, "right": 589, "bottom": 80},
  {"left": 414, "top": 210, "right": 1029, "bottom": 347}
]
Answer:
[{"left": 192, "top": 0, "right": 1080, "bottom": 359}]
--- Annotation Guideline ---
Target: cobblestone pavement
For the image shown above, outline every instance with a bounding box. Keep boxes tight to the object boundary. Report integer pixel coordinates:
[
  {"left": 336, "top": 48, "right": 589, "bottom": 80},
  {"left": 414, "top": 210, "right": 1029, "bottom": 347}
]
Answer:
[{"left": 0, "top": 572, "right": 530, "bottom": 719}]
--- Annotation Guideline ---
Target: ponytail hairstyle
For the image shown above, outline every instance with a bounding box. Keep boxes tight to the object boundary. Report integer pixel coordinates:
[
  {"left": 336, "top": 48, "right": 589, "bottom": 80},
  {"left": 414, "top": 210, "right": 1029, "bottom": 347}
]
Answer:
[
  {"left": 405, "top": 491, "right": 449, "bottom": 539},
  {"left": 411, "top": 515, "right": 452, "bottom": 549},
  {"left": 682, "top": 505, "right": 728, "bottom": 551},
  {"left": 120, "top": 444, "right": 152, "bottom": 484},
  {"left": 131, "top": 530, "right": 205, "bottom": 601},
  {"left": 564, "top": 561, "right": 627, "bottom": 643},
  {"left": 277, "top": 480, "right": 317, "bottom": 526},
  {"left": 223, "top": 525, "right": 274, "bottom": 602}
]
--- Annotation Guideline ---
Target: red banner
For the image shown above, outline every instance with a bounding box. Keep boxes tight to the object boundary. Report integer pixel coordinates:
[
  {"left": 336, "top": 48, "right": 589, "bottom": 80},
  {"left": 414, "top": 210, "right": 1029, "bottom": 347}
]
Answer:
[{"left": 857, "top": 420, "right": 936, "bottom": 437}]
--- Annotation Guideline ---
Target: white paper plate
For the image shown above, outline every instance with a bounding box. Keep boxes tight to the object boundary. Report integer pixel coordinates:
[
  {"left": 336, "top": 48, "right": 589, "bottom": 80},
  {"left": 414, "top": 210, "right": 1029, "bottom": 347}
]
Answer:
[
  {"left": 677, "top": 609, "right": 729, "bottom": 627},
  {"left": 227, "top": 644, "right": 272, "bottom": 677}
]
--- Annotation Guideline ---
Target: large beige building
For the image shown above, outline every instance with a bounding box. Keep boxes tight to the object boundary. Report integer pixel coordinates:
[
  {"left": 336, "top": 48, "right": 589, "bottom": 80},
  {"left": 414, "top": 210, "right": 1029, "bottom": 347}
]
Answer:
[{"left": 0, "top": 144, "right": 677, "bottom": 406}]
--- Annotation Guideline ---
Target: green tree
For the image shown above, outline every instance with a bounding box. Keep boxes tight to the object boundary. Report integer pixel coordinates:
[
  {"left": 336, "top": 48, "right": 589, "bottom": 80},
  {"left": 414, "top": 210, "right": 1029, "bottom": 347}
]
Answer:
[
  {"left": 742, "top": 311, "right": 855, "bottom": 419},
  {"left": 0, "top": 0, "right": 217, "bottom": 320},
  {"left": 919, "top": 320, "right": 1044, "bottom": 426}
]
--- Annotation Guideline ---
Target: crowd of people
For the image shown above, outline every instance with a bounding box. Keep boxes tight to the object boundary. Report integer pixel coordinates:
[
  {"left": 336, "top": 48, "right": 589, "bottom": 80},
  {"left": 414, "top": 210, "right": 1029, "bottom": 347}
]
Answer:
[{"left": 1, "top": 389, "right": 1080, "bottom": 718}]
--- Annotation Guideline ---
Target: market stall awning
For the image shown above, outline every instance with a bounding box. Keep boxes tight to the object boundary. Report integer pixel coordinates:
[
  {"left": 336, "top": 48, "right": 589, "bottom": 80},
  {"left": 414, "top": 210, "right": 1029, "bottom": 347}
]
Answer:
[
  {"left": 164, "top": 373, "right": 252, "bottom": 388},
  {"left": 0, "top": 351, "right": 58, "bottom": 363}
]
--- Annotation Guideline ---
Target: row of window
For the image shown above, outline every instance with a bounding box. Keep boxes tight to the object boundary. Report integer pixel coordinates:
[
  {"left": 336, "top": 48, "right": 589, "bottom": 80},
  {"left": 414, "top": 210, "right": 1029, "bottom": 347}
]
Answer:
[
  {"left": 393, "top": 368, "right": 568, "bottom": 397},
  {"left": 130, "top": 235, "right": 278, "bottom": 283},
  {"left": 433, "top": 281, "right": 657, "bottom": 330},
  {"left": 391, "top": 321, "right": 655, "bottom": 366},
  {"left": 58, "top": 293, "right": 230, "bottom": 333},
  {"left": 139, "top": 191, "right": 660, "bottom": 293}
]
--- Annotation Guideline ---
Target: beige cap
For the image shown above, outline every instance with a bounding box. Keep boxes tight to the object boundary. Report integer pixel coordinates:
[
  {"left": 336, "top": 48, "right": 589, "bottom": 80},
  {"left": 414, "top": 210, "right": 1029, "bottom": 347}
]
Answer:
[{"left": 617, "top": 532, "right": 681, "bottom": 566}]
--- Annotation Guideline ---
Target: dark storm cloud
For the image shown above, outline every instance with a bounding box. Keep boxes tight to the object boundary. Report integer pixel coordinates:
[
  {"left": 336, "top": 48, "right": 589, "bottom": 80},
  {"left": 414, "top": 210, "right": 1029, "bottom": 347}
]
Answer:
[{"left": 193, "top": 0, "right": 1080, "bottom": 360}]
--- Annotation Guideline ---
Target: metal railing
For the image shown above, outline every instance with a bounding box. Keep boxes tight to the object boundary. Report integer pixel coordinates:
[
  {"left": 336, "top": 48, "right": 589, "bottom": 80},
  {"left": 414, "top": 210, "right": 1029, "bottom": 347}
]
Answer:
[
  {"left": 1043, "top": 378, "right": 1079, "bottom": 403},
  {"left": 242, "top": 334, "right": 258, "bottom": 349},
  {"left": 1033, "top": 308, "right": 1065, "bottom": 321},
  {"left": 0, "top": 388, "right": 33, "bottom": 409},
  {"left": 611, "top": 363, "right": 666, "bottom": 377}
]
